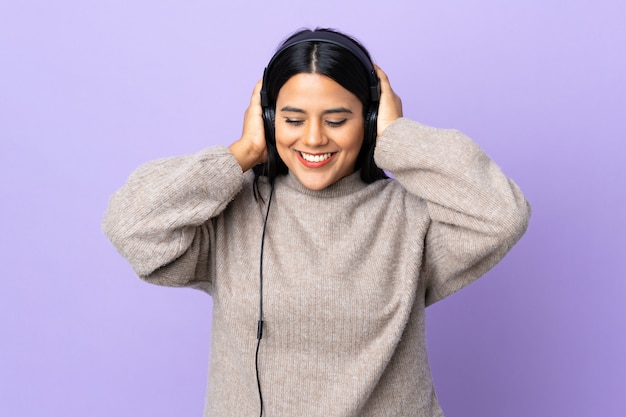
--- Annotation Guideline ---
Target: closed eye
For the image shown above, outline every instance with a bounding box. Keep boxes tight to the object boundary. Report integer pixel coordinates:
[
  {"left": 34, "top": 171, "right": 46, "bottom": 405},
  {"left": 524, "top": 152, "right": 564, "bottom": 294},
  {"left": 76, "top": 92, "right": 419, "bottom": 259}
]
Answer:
[
  {"left": 326, "top": 119, "right": 347, "bottom": 127},
  {"left": 285, "top": 118, "right": 305, "bottom": 126}
]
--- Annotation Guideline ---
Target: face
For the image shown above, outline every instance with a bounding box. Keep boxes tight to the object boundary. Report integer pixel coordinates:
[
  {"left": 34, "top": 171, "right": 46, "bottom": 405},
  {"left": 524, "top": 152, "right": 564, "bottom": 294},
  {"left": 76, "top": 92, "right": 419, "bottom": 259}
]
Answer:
[{"left": 274, "top": 73, "right": 365, "bottom": 191}]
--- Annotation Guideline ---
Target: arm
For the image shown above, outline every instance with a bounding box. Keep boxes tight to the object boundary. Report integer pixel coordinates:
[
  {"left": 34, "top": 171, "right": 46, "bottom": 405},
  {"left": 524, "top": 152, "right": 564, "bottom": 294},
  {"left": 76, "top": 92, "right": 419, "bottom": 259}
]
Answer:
[
  {"left": 374, "top": 68, "right": 530, "bottom": 305},
  {"left": 376, "top": 119, "right": 530, "bottom": 304},
  {"left": 102, "top": 147, "right": 244, "bottom": 292},
  {"left": 103, "top": 81, "right": 268, "bottom": 292}
]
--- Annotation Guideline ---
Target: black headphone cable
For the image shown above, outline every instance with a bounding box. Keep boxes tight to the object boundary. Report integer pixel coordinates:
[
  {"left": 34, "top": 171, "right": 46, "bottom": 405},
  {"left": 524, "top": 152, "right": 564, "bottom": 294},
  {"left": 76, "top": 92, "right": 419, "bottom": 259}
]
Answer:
[{"left": 256, "top": 181, "right": 274, "bottom": 417}]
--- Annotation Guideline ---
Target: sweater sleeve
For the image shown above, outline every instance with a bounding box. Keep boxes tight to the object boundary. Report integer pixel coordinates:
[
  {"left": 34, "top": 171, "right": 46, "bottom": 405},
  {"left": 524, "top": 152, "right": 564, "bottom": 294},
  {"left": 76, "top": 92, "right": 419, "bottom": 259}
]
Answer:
[
  {"left": 374, "top": 118, "right": 531, "bottom": 306},
  {"left": 102, "top": 145, "right": 244, "bottom": 293}
]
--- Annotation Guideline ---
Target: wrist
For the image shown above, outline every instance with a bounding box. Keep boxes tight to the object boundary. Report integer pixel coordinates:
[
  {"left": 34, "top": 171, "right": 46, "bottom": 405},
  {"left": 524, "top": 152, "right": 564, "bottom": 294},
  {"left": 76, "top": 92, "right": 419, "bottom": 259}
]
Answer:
[{"left": 228, "top": 139, "right": 264, "bottom": 173}]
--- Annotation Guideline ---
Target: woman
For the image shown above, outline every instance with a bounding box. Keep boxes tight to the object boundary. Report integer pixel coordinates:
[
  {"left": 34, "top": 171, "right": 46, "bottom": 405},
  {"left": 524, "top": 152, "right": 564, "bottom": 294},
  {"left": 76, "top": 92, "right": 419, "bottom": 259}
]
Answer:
[{"left": 103, "top": 28, "right": 530, "bottom": 417}]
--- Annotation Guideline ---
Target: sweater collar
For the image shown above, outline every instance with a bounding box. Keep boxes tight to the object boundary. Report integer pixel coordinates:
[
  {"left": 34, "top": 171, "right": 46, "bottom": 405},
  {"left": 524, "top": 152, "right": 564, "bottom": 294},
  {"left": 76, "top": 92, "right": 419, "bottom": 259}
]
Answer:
[{"left": 279, "top": 170, "right": 368, "bottom": 198}]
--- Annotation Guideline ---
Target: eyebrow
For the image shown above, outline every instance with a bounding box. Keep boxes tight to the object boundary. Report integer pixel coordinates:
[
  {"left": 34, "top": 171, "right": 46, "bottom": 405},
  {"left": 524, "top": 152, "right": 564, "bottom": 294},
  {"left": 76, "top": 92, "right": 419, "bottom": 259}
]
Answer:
[{"left": 279, "top": 106, "right": 353, "bottom": 115}]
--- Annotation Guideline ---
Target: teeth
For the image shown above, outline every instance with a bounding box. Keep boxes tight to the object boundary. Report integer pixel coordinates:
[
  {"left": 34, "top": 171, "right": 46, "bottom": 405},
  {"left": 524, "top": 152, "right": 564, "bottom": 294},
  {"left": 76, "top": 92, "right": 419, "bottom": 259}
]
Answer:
[{"left": 300, "top": 152, "right": 332, "bottom": 162}]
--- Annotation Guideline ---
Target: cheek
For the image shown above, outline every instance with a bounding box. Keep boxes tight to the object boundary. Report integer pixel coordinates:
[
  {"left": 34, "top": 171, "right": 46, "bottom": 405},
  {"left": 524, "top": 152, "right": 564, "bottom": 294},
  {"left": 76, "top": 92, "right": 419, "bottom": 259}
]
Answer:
[
  {"left": 274, "top": 126, "right": 289, "bottom": 150},
  {"left": 274, "top": 120, "right": 295, "bottom": 141},
  {"left": 345, "top": 127, "right": 365, "bottom": 154},
  {"left": 273, "top": 127, "right": 294, "bottom": 161}
]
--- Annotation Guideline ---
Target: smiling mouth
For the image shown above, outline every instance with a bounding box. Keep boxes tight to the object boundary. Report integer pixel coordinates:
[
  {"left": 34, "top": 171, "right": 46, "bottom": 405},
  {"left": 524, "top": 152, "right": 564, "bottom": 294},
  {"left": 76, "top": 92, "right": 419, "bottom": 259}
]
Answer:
[
  {"left": 296, "top": 151, "right": 336, "bottom": 168},
  {"left": 299, "top": 151, "right": 334, "bottom": 162}
]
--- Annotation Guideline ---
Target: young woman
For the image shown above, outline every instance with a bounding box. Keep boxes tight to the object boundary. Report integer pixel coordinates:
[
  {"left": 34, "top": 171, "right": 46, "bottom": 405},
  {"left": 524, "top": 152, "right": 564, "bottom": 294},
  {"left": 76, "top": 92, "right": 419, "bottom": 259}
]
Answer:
[{"left": 103, "top": 28, "right": 530, "bottom": 417}]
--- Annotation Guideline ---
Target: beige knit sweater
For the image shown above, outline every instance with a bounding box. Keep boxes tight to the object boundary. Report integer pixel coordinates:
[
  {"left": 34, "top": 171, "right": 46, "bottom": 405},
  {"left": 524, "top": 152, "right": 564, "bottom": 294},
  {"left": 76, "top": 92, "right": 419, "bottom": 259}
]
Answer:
[{"left": 103, "top": 118, "right": 530, "bottom": 416}]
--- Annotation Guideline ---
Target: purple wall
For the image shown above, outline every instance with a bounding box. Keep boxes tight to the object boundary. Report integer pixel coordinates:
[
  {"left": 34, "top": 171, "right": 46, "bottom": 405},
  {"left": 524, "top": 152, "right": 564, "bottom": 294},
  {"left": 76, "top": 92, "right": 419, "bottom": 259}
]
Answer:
[{"left": 1, "top": 1, "right": 624, "bottom": 416}]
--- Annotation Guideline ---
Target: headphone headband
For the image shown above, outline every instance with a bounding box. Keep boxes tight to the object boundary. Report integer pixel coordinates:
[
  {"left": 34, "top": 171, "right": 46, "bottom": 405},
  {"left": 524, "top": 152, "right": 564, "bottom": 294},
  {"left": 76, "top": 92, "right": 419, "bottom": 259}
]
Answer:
[{"left": 260, "top": 30, "right": 380, "bottom": 107}]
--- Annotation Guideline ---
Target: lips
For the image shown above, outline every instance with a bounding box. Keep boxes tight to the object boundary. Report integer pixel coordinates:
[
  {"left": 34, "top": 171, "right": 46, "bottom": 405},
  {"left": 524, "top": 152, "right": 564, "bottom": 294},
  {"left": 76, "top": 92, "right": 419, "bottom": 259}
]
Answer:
[{"left": 296, "top": 151, "right": 336, "bottom": 168}]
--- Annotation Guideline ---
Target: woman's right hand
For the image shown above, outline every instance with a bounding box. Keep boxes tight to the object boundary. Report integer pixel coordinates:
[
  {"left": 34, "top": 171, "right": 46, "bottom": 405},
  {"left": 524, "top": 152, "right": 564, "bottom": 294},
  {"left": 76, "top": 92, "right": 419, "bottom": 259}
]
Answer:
[{"left": 228, "top": 80, "right": 268, "bottom": 172}]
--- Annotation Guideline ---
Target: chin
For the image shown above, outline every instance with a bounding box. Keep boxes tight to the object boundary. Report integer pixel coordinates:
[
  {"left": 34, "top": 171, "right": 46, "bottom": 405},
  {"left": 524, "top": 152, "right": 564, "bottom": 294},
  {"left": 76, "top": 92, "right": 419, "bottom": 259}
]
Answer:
[
  {"left": 296, "top": 173, "right": 335, "bottom": 191},
  {"left": 301, "top": 179, "right": 331, "bottom": 191}
]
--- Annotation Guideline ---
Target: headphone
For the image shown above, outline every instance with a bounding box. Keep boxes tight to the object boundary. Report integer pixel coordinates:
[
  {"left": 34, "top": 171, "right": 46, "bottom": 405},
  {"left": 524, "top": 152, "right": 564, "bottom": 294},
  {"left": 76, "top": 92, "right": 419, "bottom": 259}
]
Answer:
[{"left": 259, "top": 30, "right": 381, "bottom": 152}]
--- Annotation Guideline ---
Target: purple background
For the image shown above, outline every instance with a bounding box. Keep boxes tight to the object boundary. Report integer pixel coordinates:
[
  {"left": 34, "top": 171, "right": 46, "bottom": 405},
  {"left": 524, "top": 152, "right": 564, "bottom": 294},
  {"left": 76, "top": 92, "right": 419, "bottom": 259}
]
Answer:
[{"left": 1, "top": 1, "right": 624, "bottom": 416}]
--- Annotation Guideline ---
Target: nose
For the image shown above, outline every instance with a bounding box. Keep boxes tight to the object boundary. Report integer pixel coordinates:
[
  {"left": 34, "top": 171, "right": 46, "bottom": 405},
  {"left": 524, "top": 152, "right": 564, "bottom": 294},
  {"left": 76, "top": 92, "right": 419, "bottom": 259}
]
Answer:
[{"left": 303, "top": 120, "right": 328, "bottom": 147}]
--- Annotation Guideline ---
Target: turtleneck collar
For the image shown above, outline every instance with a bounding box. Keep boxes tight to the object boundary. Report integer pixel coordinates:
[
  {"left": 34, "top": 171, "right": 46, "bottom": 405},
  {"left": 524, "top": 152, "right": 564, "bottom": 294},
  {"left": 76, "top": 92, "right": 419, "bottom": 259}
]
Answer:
[{"left": 278, "top": 170, "right": 369, "bottom": 198}]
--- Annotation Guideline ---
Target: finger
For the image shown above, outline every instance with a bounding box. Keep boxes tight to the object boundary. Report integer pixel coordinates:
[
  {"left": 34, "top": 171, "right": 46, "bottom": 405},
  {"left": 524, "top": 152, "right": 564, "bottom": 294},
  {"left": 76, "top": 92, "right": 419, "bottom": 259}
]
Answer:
[
  {"left": 250, "top": 79, "right": 263, "bottom": 105},
  {"left": 373, "top": 65, "right": 402, "bottom": 136},
  {"left": 374, "top": 65, "right": 401, "bottom": 106},
  {"left": 374, "top": 65, "right": 392, "bottom": 93},
  {"left": 374, "top": 64, "right": 386, "bottom": 80}
]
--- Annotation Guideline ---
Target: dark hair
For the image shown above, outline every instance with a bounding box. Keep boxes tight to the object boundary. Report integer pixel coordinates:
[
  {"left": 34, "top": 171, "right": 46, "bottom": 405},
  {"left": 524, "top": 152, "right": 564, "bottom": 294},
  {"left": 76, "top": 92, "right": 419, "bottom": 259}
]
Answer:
[{"left": 253, "top": 28, "right": 388, "bottom": 191}]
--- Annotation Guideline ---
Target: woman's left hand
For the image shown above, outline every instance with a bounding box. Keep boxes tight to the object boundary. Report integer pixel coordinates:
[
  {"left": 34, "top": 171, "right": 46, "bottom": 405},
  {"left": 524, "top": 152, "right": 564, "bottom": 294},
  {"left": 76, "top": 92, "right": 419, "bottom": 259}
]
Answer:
[{"left": 375, "top": 65, "right": 403, "bottom": 137}]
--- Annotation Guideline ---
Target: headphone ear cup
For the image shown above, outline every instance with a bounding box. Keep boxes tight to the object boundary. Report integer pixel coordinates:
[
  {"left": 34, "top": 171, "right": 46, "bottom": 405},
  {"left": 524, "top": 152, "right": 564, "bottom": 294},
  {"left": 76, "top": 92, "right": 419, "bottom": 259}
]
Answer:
[
  {"left": 365, "top": 104, "right": 378, "bottom": 146},
  {"left": 262, "top": 105, "right": 276, "bottom": 145}
]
